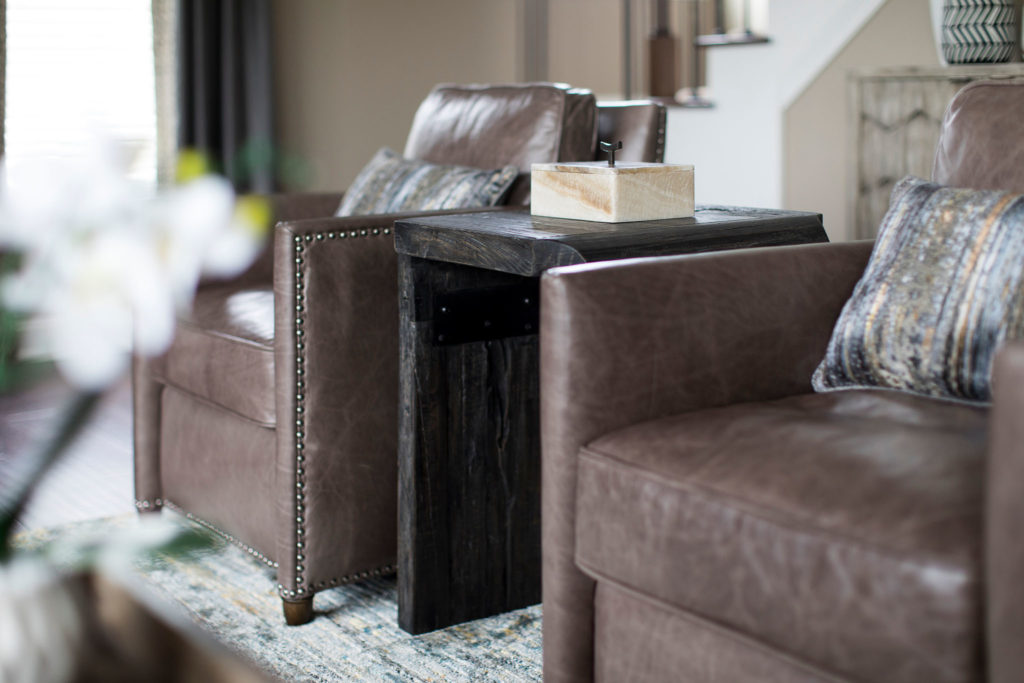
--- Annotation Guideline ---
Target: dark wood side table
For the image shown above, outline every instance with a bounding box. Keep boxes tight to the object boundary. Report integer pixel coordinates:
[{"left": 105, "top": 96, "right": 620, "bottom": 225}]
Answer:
[{"left": 394, "top": 206, "right": 828, "bottom": 634}]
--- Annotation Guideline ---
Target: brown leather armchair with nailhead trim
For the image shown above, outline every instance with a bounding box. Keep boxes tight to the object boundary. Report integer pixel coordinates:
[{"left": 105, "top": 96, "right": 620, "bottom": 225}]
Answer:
[
  {"left": 541, "top": 79, "right": 1024, "bottom": 682},
  {"left": 133, "top": 82, "right": 667, "bottom": 625}
]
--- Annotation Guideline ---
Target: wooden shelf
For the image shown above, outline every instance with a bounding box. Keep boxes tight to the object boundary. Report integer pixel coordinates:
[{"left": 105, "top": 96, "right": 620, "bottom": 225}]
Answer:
[
  {"left": 650, "top": 94, "right": 715, "bottom": 109},
  {"left": 696, "top": 32, "right": 771, "bottom": 47}
]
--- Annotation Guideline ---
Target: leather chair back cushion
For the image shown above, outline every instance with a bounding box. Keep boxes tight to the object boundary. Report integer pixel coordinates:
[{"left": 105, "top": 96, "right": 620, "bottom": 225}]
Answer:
[
  {"left": 403, "top": 83, "right": 597, "bottom": 205},
  {"left": 595, "top": 101, "right": 666, "bottom": 163},
  {"left": 933, "top": 78, "right": 1024, "bottom": 192}
]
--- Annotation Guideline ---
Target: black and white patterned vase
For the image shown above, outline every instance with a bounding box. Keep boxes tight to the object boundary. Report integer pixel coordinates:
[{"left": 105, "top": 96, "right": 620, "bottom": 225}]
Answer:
[{"left": 942, "top": 0, "right": 1017, "bottom": 64}]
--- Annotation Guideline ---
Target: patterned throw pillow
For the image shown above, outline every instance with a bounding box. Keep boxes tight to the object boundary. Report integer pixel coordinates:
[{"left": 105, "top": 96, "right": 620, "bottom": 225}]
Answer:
[
  {"left": 813, "top": 175, "right": 1024, "bottom": 402},
  {"left": 335, "top": 148, "right": 518, "bottom": 217}
]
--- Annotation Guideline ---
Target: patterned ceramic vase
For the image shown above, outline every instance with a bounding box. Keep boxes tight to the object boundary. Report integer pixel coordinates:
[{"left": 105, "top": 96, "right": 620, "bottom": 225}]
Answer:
[{"left": 942, "top": 0, "right": 1017, "bottom": 64}]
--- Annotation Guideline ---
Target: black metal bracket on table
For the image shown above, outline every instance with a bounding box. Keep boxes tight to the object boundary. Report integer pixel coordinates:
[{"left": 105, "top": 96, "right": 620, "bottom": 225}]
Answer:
[{"left": 432, "top": 282, "right": 539, "bottom": 346}]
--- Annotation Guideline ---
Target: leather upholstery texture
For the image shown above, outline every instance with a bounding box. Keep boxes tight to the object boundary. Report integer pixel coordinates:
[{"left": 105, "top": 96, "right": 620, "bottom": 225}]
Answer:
[
  {"left": 133, "top": 85, "right": 673, "bottom": 617},
  {"left": 404, "top": 83, "right": 597, "bottom": 204},
  {"left": 153, "top": 286, "right": 276, "bottom": 426},
  {"left": 594, "top": 582, "right": 839, "bottom": 683},
  {"left": 933, "top": 78, "right": 1024, "bottom": 192},
  {"left": 159, "top": 386, "right": 278, "bottom": 560},
  {"left": 542, "top": 78, "right": 1024, "bottom": 683},
  {"left": 594, "top": 101, "right": 666, "bottom": 163},
  {"left": 131, "top": 355, "right": 163, "bottom": 509},
  {"left": 272, "top": 215, "right": 402, "bottom": 596},
  {"left": 540, "top": 242, "right": 872, "bottom": 682},
  {"left": 579, "top": 390, "right": 985, "bottom": 683},
  {"left": 988, "top": 341, "right": 1024, "bottom": 683}
]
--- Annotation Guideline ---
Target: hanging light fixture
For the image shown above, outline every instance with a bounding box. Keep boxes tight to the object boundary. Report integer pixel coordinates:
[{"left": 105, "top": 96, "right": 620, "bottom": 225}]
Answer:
[{"left": 648, "top": 0, "right": 678, "bottom": 99}]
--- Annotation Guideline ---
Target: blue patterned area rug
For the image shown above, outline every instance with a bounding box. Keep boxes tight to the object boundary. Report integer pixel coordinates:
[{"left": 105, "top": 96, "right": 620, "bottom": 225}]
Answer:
[{"left": 14, "top": 515, "right": 542, "bottom": 682}]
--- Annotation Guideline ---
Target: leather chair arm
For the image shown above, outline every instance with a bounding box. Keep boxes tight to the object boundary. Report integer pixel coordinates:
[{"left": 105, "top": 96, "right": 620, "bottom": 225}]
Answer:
[
  {"left": 987, "top": 340, "right": 1024, "bottom": 683},
  {"left": 272, "top": 213, "right": 401, "bottom": 594},
  {"left": 268, "top": 204, "right": 518, "bottom": 595},
  {"left": 539, "top": 239, "right": 872, "bottom": 683},
  {"left": 274, "top": 205, "right": 516, "bottom": 238}
]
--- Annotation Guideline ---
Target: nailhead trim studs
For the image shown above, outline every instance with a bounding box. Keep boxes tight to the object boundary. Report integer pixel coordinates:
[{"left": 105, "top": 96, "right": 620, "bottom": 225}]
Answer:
[
  {"left": 294, "top": 233, "right": 307, "bottom": 596},
  {"left": 161, "top": 499, "right": 279, "bottom": 569},
  {"left": 276, "top": 563, "right": 397, "bottom": 599},
  {"left": 134, "top": 498, "right": 163, "bottom": 510},
  {"left": 285, "top": 226, "right": 393, "bottom": 599}
]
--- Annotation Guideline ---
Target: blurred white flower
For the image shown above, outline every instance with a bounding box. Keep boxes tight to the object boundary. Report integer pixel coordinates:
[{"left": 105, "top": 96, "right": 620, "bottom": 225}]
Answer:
[
  {"left": 0, "top": 556, "right": 82, "bottom": 683},
  {"left": 0, "top": 140, "right": 268, "bottom": 389},
  {"left": 0, "top": 519, "right": 211, "bottom": 683}
]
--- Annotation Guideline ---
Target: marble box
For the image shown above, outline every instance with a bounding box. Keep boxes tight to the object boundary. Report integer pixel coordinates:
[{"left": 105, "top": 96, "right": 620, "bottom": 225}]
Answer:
[{"left": 530, "top": 161, "right": 694, "bottom": 223}]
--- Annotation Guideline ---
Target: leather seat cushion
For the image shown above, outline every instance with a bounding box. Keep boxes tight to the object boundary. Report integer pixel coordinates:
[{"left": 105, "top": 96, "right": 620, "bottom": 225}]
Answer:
[
  {"left": 153, "top": 284, "right": 276, "bottom": 426},
  {"left": 575, "top": 389, "right": 986, "bottom": 683}
]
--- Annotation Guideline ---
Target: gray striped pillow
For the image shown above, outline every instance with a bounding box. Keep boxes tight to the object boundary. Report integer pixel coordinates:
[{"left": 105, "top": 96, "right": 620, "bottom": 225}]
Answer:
[
  {"left": 813, "top": 175, "right": 1024, "bottom": 402},
  {"left": 335, "top": 147, "right": 517, "bottom": 217}
]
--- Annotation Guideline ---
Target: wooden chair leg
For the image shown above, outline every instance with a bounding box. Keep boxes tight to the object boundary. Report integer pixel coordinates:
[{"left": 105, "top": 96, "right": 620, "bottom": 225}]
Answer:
[{"left": 282, "top": 596, "right": 314, "bottom": 626}]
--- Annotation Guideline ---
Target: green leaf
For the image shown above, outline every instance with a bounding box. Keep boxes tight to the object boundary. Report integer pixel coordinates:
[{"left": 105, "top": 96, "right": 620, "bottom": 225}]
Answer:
[
  {"left": 0, "top": 251, "right": 23, "bottom": 393},
  {"left": 34, "top": 521, "right": 217, "bottom": 573}
]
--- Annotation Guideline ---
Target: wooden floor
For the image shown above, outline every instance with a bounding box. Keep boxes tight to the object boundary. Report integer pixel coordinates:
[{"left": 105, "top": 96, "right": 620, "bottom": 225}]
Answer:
[{"left": 0, "top": 372, "right": 135, "bottom": 533}]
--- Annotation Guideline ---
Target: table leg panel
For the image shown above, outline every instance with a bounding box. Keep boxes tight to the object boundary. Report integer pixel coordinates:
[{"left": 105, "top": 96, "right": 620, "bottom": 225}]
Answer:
[{"left": 399, "top": 256, "right": 542, "bottom": 634}]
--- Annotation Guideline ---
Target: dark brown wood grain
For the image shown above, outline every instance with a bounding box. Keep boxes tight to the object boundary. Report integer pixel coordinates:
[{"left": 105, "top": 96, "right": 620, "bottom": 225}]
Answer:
[
  {"left": 396, "top": 206, "right": 828, "bottom": 634},
  {"left": 395, "top": 206, "right": 827, "bottom": 276},
  {"left": 398, "top": 255, "right": 542, "bottom": 634},
  {"left": 281, "top": 596, "right": 314, "bottom": 626}
]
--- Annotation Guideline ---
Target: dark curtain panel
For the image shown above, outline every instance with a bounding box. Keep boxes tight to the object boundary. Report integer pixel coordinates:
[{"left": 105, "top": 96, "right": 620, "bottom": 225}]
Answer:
[
  {"left": 0, "top": 0, "right": 6, "bottom": 160},
  {"left": 178, "top": 0, "right": 275, "bottom": 193}
]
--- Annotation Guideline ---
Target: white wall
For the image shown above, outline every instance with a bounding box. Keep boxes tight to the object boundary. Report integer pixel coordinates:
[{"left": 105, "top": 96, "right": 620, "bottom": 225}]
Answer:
[{"left": 663, "top": 0, "right": 888, "bottom": 208}]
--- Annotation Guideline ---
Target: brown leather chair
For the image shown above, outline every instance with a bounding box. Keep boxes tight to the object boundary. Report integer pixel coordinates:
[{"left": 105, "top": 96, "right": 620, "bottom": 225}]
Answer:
[
  {"left": 133, "top": 82, "right": 598, "bottom": 624},
  {"left": 133, "top": 81, "right": 665, "bottom": 625},
  {"left": 594, "top": 100, "right": 666, "bottom": 163},
  {"left": 540, "top": 78, "right": 1024, "bottom": 682}
]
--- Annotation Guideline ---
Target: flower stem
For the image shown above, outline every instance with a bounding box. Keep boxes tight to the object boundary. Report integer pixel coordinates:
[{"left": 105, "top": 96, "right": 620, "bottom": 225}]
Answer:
[{"left": 0, "top": 390, "right": 102, "bottom": 561}]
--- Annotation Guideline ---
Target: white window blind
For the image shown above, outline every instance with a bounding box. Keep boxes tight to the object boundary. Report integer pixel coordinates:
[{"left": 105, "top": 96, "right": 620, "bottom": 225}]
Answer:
[{"left": 5, "top": 0, "right": 157, "bottom": 184}]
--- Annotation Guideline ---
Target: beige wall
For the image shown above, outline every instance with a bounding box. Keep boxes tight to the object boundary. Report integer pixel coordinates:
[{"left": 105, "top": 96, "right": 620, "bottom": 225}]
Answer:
[
  {"left": 274, "top": 0, "right": 946, "bottom": 213},
  {"left": 547, "top": 0, "right": 623, "bottom": 97},
  {"left": 545, "top": 0, "right": 715, "bottom": 99},
  {"left": 272, "top": 0, "right": 520, "bottom": 191},
  {"left": 783, "top": 0, "right": 939, "bottom": 242}
]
